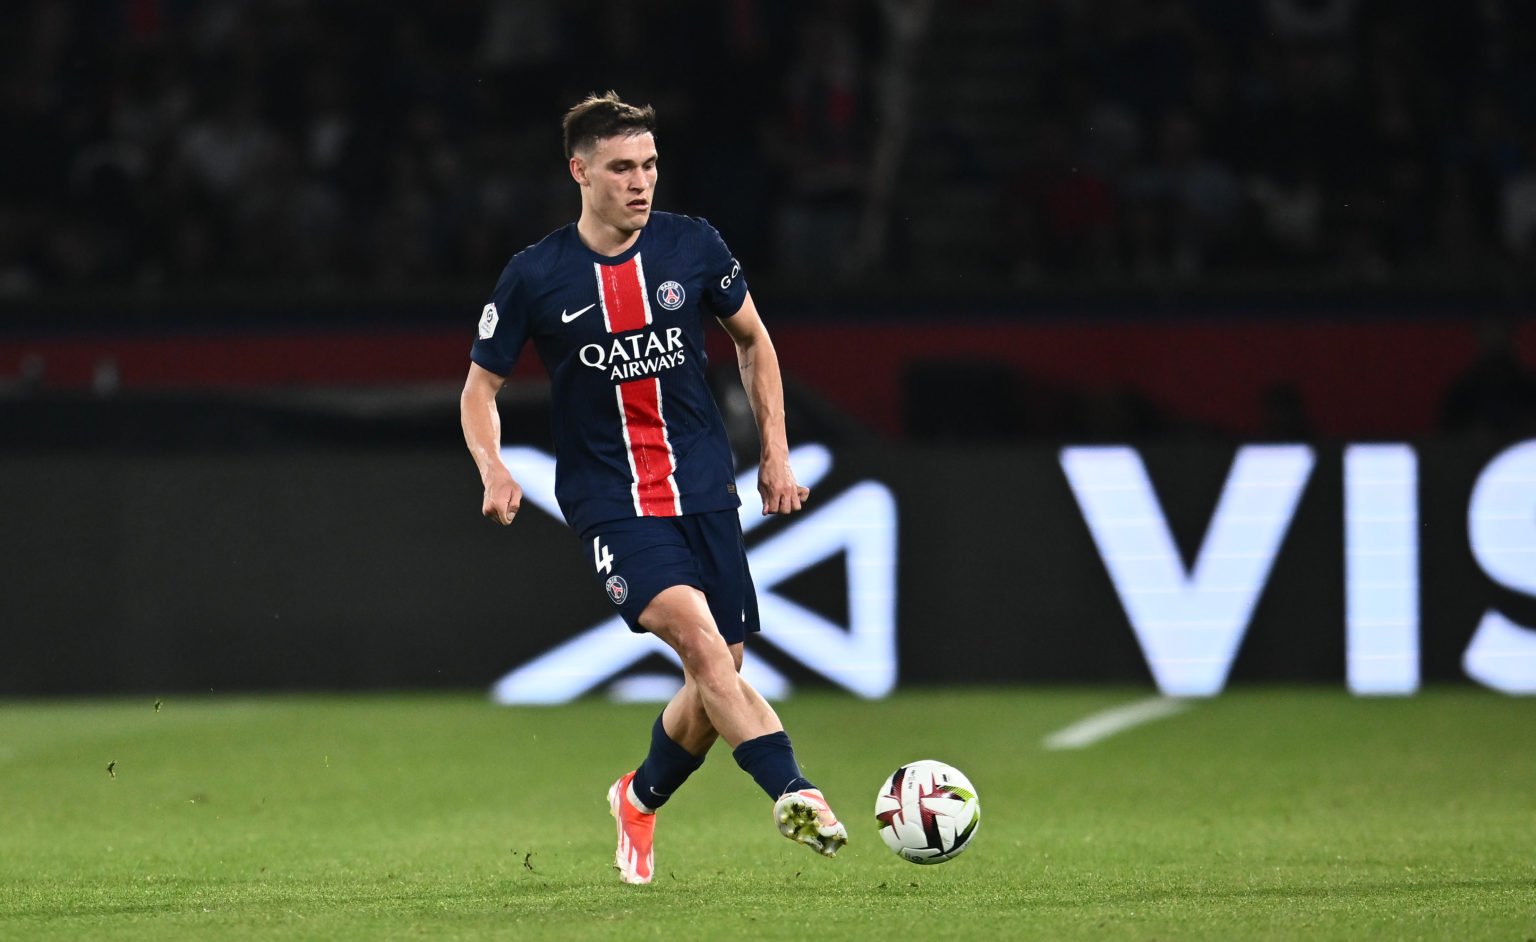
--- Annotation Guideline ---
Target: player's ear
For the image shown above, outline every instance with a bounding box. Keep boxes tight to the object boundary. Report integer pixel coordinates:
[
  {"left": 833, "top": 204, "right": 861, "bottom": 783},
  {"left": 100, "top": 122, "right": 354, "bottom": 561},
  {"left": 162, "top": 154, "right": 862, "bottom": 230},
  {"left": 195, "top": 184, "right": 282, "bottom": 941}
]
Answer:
[{"left": 570, "top": 156, "right": 589, "bottom": 187}]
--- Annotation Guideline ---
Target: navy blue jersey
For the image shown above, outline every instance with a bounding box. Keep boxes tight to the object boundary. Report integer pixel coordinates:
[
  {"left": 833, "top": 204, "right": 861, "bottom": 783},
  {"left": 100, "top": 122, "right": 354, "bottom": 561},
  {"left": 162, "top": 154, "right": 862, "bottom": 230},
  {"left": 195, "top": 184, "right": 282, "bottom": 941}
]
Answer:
[{"left": 471, "top": 212, "right": 749, "bottom": 534}]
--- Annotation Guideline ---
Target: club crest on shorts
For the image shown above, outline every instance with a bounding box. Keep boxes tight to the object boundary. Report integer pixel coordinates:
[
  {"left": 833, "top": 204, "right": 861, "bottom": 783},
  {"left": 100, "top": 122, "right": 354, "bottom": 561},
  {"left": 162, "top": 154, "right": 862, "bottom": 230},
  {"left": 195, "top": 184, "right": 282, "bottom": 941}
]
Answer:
[
  {"left": 605, "top": 575, "right": 629, "bottom": 605},
  {"left": 655, "top": 281, "right": 685, "bottom": 311}
]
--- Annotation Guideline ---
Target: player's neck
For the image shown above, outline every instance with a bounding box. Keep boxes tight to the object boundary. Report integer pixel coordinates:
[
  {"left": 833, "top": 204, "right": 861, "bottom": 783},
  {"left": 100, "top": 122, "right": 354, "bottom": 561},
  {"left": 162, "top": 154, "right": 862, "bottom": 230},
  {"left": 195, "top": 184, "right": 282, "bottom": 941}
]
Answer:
[{"left": 575, "top": 212, "right": 642, "bottom": 258}]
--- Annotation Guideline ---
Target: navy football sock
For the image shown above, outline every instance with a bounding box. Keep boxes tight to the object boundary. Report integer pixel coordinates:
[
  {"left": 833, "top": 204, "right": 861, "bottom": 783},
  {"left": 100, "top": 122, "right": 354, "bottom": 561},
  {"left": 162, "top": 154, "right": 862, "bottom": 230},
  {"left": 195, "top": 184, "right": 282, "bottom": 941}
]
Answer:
[
  {"left": 630, "top": 713, "right": 706, "bottom": 811},
  {"left": 732, "top": 730, "right": 815, "bottom": 799}
]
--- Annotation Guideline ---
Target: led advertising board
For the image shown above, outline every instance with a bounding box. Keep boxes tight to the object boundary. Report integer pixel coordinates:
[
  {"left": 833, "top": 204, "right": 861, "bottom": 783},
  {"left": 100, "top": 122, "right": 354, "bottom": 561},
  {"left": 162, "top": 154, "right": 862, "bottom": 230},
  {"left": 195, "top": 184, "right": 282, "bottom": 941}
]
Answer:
[{"left": 2, "top": 439, "right": 1532, "bottom": 696}]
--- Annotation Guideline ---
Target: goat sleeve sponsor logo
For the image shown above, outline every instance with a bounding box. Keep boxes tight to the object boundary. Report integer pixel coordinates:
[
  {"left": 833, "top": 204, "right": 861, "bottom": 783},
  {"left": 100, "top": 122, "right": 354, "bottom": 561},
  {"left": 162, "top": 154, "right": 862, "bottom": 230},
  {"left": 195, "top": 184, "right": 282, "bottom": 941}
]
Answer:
[
  {"left": 719, "top": 258, "right": 740, "bottom": 291},
  {"left": 478, "top": 303, "right": 499, "bottom": 339},
  {"left": 578, "top": 327, "right": 686, "bottom": 381}
]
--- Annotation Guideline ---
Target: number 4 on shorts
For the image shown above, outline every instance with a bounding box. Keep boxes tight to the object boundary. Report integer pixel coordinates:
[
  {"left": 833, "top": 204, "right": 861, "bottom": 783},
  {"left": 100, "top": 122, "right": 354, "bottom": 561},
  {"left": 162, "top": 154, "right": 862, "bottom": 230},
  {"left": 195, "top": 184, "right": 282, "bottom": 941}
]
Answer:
[{"left": 592, "top": 536, "right": 614, "bottom": 575}]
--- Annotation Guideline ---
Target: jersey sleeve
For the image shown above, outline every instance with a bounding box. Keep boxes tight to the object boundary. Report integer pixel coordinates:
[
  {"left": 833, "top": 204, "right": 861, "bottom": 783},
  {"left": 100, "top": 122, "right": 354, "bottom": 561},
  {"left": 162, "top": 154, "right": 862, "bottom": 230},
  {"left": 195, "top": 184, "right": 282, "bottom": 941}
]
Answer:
[
  {"left": 697, "top": 221, "right": 749, "bottom": 318},
  {"left": 469, "top": 259, "right": 529, "bottom": 376}
]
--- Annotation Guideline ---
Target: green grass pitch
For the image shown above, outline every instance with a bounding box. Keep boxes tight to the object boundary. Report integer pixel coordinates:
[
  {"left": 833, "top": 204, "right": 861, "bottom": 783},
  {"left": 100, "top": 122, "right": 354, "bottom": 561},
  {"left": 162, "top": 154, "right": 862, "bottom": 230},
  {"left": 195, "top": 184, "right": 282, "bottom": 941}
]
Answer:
[{"left": 2, "top": 688, "right": 1533, "bottom": 940}]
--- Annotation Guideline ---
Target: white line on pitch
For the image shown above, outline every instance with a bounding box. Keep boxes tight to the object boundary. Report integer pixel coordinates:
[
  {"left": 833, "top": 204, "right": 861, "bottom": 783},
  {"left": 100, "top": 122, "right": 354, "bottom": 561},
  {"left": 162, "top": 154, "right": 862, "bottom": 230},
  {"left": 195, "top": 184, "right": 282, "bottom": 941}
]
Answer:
[{"left": 1042, "top": 696, "right": 1192, "bottom": 750}]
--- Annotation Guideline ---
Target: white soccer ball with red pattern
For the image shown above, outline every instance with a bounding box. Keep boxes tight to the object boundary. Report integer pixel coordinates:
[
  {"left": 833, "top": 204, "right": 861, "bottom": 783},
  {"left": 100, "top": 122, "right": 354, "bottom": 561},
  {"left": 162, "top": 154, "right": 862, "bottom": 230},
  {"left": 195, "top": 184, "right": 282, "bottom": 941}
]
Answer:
[{"left": 874, "top": 759, "right": 981, "bottom": 864}]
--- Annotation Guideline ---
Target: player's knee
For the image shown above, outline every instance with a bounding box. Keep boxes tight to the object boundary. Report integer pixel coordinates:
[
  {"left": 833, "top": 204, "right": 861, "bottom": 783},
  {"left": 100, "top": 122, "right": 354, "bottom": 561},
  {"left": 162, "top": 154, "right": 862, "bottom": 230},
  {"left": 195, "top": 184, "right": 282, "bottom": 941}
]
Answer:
[
  {"left": 640, "top": 587, "right": 737, "bottom": 678},
  {"left": 672, "top": 622, "right": 729, "bottom": 670}
]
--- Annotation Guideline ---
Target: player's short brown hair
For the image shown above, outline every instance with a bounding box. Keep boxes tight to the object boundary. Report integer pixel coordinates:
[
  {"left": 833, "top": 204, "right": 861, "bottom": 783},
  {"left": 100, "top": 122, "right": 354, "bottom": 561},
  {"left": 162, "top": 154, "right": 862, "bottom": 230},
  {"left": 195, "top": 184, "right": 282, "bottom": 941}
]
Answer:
[{"left": 562, "top": 91, "right": 657, "bottom": 159}]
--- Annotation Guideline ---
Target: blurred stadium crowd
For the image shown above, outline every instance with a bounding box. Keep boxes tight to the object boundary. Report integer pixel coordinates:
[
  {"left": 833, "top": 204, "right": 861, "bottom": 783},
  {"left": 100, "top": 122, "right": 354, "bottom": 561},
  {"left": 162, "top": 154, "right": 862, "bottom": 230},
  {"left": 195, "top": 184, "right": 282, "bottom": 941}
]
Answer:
[
  {"left": 1, "top": 0, "right": 1534, "bottom": 306},
  {"left": 974, "top": 0, "right": 1536, "bottom": 286},
  {"left": 1, "top": 0, "right": 881, "bottom": 299}
]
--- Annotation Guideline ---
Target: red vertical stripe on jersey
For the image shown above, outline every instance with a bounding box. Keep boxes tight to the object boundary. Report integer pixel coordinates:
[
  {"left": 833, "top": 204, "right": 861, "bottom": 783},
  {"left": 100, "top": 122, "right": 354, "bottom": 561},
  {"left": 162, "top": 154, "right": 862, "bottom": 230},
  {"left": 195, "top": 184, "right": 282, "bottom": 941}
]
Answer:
[
  {"left": 616, "top": 378, "right": 681, "bottom": 517},
  {"left": 596, "top": 257, "right": 652, "bottom": 333}
]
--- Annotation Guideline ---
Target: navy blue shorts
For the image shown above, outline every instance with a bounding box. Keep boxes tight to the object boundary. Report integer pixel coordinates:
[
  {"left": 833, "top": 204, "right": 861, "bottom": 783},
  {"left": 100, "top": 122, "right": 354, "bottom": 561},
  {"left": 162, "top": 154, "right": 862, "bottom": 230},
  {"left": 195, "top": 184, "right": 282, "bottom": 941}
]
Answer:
[{"left": 579, "top": 509, "right": 761, "bottom": 644}]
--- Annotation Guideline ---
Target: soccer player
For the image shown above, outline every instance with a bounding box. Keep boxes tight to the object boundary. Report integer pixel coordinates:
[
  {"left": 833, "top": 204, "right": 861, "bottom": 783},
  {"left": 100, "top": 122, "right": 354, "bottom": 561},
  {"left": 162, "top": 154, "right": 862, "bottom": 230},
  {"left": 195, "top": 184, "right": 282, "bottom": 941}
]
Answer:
[{"left": 459, "top": 92, "right": 847, "bottom": 885}]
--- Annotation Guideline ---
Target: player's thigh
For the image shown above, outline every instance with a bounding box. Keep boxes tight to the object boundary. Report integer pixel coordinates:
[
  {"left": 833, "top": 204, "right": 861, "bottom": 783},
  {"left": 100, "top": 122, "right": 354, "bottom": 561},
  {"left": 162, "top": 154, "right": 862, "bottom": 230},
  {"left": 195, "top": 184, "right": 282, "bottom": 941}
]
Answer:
[{"left": 636, "top": 584, "right": 730, "bottom": 663}]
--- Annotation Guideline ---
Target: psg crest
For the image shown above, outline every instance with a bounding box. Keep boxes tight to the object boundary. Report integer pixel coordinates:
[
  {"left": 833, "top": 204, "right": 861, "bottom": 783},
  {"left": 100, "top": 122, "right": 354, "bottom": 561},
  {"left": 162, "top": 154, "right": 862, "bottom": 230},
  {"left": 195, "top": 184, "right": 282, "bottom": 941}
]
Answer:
[
  {"left": 605, "top": 575, "right": 629, "bottom": 605},
  {"left": 655, "top": 281, "right": 685, "bottom": 311}
]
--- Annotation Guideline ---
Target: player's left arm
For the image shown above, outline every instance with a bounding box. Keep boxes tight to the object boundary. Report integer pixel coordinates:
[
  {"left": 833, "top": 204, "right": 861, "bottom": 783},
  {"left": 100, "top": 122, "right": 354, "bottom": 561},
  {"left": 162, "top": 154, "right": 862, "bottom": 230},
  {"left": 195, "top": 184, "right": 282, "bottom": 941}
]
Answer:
[{"left": 718, "top": 292, "right": 809, "bottom": 515}]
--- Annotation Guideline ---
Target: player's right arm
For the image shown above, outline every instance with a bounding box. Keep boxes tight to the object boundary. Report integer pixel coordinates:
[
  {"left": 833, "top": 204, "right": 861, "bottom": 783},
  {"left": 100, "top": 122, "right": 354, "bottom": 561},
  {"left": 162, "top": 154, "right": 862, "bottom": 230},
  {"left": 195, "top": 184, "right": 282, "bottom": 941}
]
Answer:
[
  {"left": 465, "top": 257, "right": 531, "bottom": 526},
  {"left": 460, "top": 362, "right": 522, "bottom": 526}
]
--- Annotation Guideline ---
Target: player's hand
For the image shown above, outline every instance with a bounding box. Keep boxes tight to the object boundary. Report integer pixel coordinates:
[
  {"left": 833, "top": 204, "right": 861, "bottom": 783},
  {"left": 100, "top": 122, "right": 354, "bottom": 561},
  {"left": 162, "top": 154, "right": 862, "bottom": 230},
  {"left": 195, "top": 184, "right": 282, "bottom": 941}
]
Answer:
[
  {"left": 481, "top": 468, "right": 522, "bottom": 526},
  {"left": 758, "top": 458, "right": 809, "bottom": 515}
]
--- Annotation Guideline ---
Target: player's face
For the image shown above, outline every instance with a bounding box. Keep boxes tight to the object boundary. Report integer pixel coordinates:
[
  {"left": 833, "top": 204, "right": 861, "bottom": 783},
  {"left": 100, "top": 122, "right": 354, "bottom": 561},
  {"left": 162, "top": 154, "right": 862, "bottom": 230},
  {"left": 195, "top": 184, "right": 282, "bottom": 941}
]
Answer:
[{"left": 573, "top": 132, "right": 658, "bottom": 233}]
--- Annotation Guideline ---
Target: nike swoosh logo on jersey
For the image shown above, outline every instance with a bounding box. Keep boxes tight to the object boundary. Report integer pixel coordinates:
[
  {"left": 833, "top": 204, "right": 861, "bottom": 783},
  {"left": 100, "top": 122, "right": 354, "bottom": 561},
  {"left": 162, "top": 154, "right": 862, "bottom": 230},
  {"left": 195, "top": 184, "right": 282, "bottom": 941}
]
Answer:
[{"left": 561, "top": 303, "right": 596, "bottom": 323}]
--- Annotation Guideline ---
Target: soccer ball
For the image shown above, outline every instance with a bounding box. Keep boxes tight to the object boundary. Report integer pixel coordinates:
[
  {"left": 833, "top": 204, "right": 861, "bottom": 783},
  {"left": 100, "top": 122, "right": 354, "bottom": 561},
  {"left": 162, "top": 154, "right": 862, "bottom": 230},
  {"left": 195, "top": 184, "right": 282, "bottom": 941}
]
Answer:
[{"left": 874, "top": 759, "right": 981, "bottom": 864}]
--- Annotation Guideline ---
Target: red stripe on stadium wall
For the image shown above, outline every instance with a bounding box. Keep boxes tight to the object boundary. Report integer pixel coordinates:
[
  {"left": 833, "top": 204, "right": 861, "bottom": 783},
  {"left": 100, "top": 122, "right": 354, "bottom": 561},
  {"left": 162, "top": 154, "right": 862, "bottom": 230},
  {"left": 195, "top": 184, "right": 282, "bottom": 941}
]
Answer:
[
  {"left": 615, "top": 377, "right": 681, "bottom": 517},
  {"left": 6, "top": 319, "right": 1526, "bottom": 439},
  {"left": 595, "top": 256, "right": 653, "bottom": 334}
]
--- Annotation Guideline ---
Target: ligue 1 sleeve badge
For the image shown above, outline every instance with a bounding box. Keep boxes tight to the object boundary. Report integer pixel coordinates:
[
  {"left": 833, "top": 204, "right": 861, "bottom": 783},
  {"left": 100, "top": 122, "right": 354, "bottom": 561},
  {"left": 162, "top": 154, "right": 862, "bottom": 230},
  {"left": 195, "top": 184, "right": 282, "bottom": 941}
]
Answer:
[
  {"left": 605, "top": 574, "right": 629, "bottom": 605},
  {"left": 655, "top": 281, "right": 685, "bottom": 311}
]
